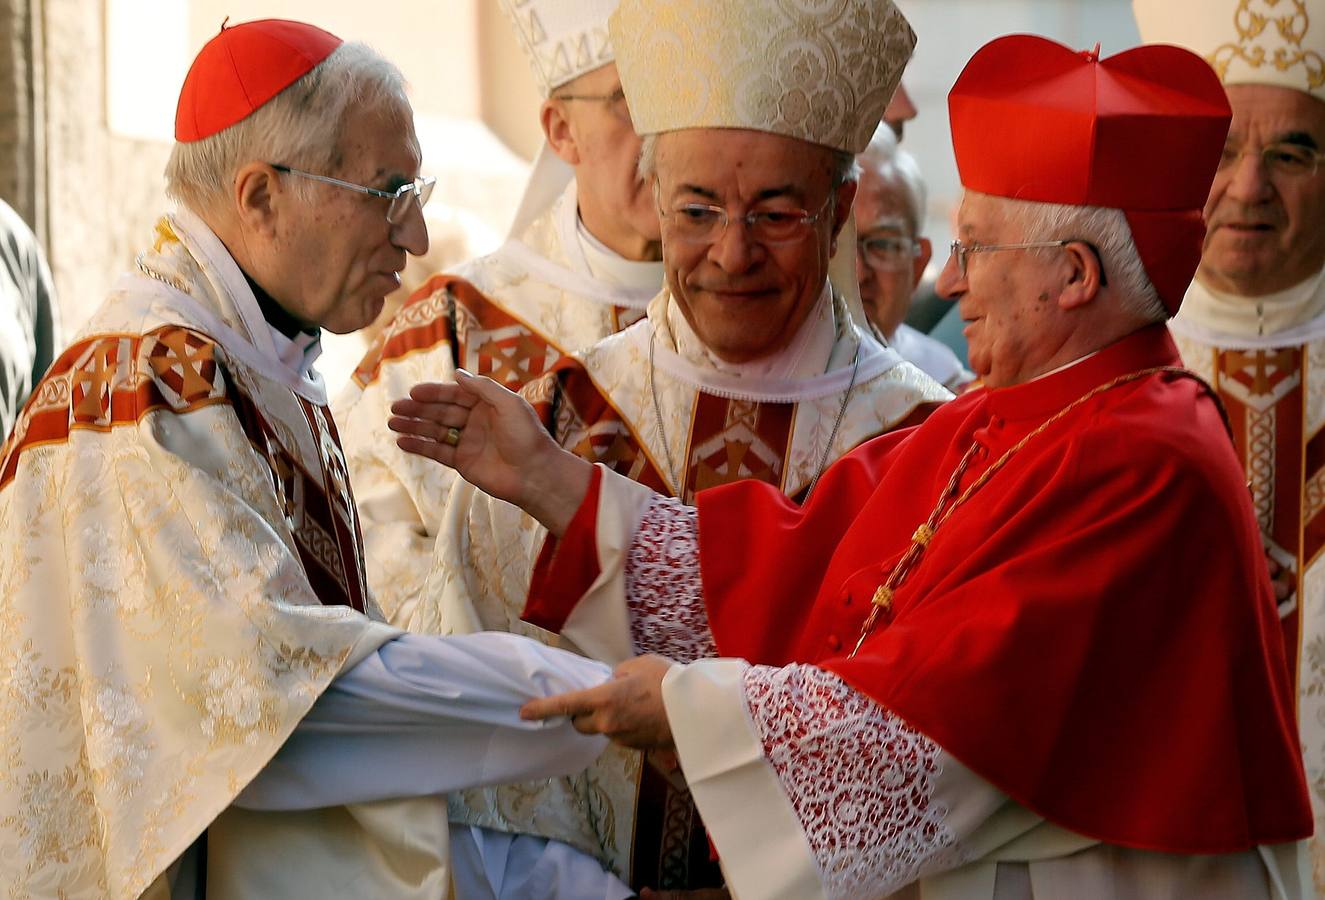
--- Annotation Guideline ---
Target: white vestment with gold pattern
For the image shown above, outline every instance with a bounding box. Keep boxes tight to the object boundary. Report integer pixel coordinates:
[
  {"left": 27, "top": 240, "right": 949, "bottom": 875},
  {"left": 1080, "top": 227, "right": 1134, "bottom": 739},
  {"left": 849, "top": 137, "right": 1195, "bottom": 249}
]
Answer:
[
  {"left": 416, "top": 288, "right": 950, "bottom": 889},
  {"left": 0, "top": 209, "right": 616, "bottom": 899}
]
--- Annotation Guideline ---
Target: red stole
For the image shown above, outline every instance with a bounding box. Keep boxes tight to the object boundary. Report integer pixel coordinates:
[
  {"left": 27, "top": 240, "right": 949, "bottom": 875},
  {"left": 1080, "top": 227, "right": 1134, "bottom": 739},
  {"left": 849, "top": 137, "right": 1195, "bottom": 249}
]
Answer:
[
  {"left": 694, "top": 324, "right": 1309, "bottom": 851},
  {"left": 226, "top": 375, "right": 369, "bottom": 613},
  {"left": 1197, "top": 344, "right": 1321, "bottom": 696}
]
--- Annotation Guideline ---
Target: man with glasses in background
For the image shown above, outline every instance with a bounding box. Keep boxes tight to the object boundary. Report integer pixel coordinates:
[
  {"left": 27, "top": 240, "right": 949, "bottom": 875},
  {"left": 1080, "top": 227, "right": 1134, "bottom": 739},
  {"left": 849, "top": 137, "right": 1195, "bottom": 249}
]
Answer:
[
  {"left": 1135, "top": 2, "right": 1325, "bottom": 884},
  {"left": 855, "top": 123, "right": 974, "bottom": 391},
  {"left": 0, "top": 19, "right": 630, "bottom": 897},
  {"left": 388, "top": 0, "right": 946, "bottom": 894}
]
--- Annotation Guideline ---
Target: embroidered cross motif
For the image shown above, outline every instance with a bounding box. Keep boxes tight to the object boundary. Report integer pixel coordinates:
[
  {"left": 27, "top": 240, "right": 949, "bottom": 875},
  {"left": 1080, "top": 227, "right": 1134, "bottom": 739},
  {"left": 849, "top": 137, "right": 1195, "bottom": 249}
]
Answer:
[
  {"left": 150, "top": 329, "right": 220, "bottom": 402},
  {"left": 474, "top": 333, "right": 556, "bottom": 387},
  {"left": 1222, "top": 347, "right": 1301, "bottom": 398},
  {"left": 71, "top": 341, "right": 121, "bottom": 424}
]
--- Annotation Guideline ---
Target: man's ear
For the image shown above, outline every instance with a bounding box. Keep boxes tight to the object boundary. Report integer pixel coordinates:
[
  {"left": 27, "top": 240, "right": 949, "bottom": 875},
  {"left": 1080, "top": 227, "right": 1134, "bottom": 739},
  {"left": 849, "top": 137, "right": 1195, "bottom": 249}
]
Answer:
[
  {"left": 233, "top": 162, "right": 280, "bottom": 235},
  {"left": 912, "top": 236, "right": 933, "bottom": 290},
  {"left": 542, "top": 99, "right": 580, "bottom": 166},
  {"left": 826, "top": 179, "right": 858, "bottom": 258},
  {"left": 1058, "top": 240, "right": 1104, "bottom": 311},
  {"left": 830, "top": 179, "right": 858, "bottom": 240}
]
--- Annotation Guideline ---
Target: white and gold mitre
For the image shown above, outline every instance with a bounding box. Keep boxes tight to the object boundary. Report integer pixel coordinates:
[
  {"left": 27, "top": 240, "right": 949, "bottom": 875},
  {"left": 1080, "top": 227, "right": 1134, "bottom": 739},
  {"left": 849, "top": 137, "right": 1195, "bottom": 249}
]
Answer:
[
  {"left": 499, "top": 0, "right": 618, "bottom": 96},
  {"left": 1134, "top": 0, "right": 1325, "bottom": 98},
  {"left": 609, "top": 0, "right": 915, "bottom": 154}
]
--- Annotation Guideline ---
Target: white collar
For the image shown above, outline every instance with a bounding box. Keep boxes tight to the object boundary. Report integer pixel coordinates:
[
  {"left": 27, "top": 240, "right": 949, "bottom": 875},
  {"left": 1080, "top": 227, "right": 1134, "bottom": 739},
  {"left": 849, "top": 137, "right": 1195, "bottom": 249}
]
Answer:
[
  {"left": 631, "top": 284, "right": 905, "bottom": 403},
  {"left": 269, "top": 327, "right": 323, "bottom": 381},
  {"left": 497, "top": 180, "right": 659, "bottom": 309},
  {"left": 1175, "top": 267, "right": 1325, "bottom": 341},
  {"left": 575, "top": 213, "right": 665, "bottom": 293}
]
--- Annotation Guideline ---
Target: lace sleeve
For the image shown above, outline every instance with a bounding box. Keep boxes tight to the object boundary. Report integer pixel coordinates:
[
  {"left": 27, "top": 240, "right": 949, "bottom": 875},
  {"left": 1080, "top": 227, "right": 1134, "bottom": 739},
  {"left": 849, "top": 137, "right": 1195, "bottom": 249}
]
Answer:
[
  {"left": 624, "top": 494, "right": 718, "bottom": 663},
  {"left": 742, "top": 664, "right": 970, "bottom": 899}
]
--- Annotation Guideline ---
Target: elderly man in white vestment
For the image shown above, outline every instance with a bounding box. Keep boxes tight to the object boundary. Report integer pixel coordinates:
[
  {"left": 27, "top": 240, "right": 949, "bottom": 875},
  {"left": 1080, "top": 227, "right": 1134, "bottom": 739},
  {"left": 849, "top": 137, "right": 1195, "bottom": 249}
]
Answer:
[
  {"left": 336, "top": 0, "right": 664, "bottom": 628},
  {"left": 854, "top": 124, "right": 973, "bottom": 391},
  {"left": 390, "top": 0, "right": 946, "bottom": 894},
  {"left": 0, "top": 19, "right": 618, "bottom": 899},
  {"left": 1134, "top": 1, "right": 1325, "bottom": 886}
]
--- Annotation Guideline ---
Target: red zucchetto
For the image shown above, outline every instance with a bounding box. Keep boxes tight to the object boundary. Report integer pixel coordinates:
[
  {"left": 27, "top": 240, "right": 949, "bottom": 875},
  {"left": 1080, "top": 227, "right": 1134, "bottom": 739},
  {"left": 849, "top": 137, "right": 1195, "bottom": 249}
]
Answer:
[
  {"left": 948, "top": 34, "right": 1231, "bottom": 315},
  {"left": 174, "top": 18, "right": 343, "bottom": 143}
]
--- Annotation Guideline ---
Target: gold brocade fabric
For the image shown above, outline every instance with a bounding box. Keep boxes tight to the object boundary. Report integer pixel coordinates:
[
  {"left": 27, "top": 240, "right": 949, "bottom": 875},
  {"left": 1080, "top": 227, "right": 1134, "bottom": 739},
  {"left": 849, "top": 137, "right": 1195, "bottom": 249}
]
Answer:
[
  {"left": 610, "top": 0, "right": 915, "bottom": 153},
  {"left": 0, "top": 216, "right": 398, "bottom": 897}
]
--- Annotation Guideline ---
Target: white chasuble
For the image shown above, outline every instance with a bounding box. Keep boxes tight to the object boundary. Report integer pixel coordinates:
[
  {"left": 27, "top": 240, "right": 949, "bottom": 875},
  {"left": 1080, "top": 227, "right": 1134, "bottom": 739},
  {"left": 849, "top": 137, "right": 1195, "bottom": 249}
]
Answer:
[
  {"left": 1170, "top": 272, "right": 1325, "bottom": 891},
  {"left": 419, "top": 289, "right": 950, "bottom": 890},
  {"left": 0, "top": 210, "right": 451, "bottom": 898},
  {"left": 336, "top": 180, "right": 658, "bottom": 629}
]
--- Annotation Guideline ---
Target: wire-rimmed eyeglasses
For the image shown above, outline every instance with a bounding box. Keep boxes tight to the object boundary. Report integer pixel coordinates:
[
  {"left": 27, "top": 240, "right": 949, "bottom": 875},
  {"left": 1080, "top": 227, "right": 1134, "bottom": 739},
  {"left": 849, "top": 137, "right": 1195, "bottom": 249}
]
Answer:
[
  {"left": 657, "top": 189, "right": 834, "bottom": 246},
  {"left": 552, "top": 87, "right": 632, "bottom": 125},
  {"left": 949, "top": 238, "right": 1107, "bottom": 285},
  {"left": 270, "top": 164, "right": 436, "bottom": 225}
]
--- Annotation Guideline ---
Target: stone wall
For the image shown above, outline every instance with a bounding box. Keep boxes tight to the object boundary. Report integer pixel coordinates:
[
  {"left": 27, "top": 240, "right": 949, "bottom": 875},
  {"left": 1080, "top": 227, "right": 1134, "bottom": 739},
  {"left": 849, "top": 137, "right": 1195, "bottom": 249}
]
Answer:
[
  {"left": 42, "top": 0, "right": 171, "bottom": 330},
  {"left": 0, "top": 0, "right": 44, "bottom": 236}
]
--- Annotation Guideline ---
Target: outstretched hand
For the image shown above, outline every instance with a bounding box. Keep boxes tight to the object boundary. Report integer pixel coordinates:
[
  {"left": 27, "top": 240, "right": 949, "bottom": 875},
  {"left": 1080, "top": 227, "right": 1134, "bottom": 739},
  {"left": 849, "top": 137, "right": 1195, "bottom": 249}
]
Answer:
[
  {"left": 520, "top": 654, "right": 677, "bottom": 750},
  {"left": 388, "top": 369, "right": 593, "bottom": 534}
]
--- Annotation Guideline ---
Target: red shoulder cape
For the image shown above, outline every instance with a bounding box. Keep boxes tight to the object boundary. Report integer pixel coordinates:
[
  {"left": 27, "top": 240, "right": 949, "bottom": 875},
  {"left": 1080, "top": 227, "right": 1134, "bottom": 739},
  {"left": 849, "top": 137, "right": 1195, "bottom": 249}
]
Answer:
[{"left": 695, "top": 325, "right": 1309, "bottom": 852}]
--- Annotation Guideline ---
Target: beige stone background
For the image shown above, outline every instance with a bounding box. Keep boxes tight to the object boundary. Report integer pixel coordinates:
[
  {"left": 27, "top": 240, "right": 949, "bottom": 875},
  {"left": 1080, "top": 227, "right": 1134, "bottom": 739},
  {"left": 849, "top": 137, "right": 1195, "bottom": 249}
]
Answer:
[{"left": 0, "top": 0, "right": 1139, "bottom": 389}]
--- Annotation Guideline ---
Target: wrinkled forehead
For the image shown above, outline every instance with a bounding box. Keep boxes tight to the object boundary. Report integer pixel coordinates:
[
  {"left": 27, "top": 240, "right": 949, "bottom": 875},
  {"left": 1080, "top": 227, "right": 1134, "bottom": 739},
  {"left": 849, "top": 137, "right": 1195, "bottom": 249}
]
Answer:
[
  {"left": 1226, "top": 84, "right": 1325, "bottom": 145},
  {"left": 857, "top": 167, "right": 916, "bottom": 227},
  {"left": 655, "top": 127, "right": 835, "bottom": 201},
  {"left": 339, "top": 97, "right": 422, "bottom": 178},
  {"left": 954, "top": 190, "right": 1016, "bottom": 237}
]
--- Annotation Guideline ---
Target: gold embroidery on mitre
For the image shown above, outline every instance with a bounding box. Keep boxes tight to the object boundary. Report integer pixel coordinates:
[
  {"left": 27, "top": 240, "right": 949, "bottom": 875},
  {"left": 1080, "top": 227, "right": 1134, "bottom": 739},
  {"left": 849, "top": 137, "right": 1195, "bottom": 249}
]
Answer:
[
  {"left": 611, "top": 0, "right": 914, "bottom": 154},
  {"left": 1211, "top": 0, "right": 1325, "bottom": 88}
]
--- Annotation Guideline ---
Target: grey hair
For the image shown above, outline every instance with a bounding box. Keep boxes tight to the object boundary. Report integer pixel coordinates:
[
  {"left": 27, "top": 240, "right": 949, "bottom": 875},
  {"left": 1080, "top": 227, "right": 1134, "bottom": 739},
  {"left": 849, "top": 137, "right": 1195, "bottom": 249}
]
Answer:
[
  {"left": 165, "top": 42, "right": 410, "bottom": 212},
  {"left": 638, "top": 132, "right": 858, "bottom": 189},
  {"left": 856, "top": 122, "right": 927, "bottom": 235},
  {"left": 998, "top": 196, "right": 1167, "bottom": 324}
]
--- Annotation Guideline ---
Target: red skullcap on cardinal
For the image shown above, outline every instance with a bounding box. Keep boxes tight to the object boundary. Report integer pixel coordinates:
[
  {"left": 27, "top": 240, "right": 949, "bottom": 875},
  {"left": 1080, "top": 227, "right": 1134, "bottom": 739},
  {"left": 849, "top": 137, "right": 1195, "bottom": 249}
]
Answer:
[
  {"left": 948, "top": 34, "right": 1232, "bottom": 315},
  {"left": 174, "top": 18, "right": 343, "bottom": 142}
]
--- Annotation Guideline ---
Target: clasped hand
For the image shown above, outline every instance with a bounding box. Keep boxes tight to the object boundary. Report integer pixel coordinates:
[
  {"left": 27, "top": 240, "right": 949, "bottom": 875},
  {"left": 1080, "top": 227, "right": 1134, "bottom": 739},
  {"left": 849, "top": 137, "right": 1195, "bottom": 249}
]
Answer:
[{"left": 520, "top": 654, "right": 677, "bottom": 750}]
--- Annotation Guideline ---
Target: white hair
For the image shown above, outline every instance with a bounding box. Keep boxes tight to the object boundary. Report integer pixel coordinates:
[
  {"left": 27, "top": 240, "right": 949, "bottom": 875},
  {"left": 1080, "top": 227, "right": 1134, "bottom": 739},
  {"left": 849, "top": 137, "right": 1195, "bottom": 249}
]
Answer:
[
  {"left": 165, "top": 42, "right": 410, "bottom": 212},
  {"left": 998, "top": 196, "right": 1167, "bottom": 324},
  {"left": 857, "top": 122, "right": 927, "bottom": 235},
  {"left": 637, "top": 132, "right": 858, "bottom": 188}
]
